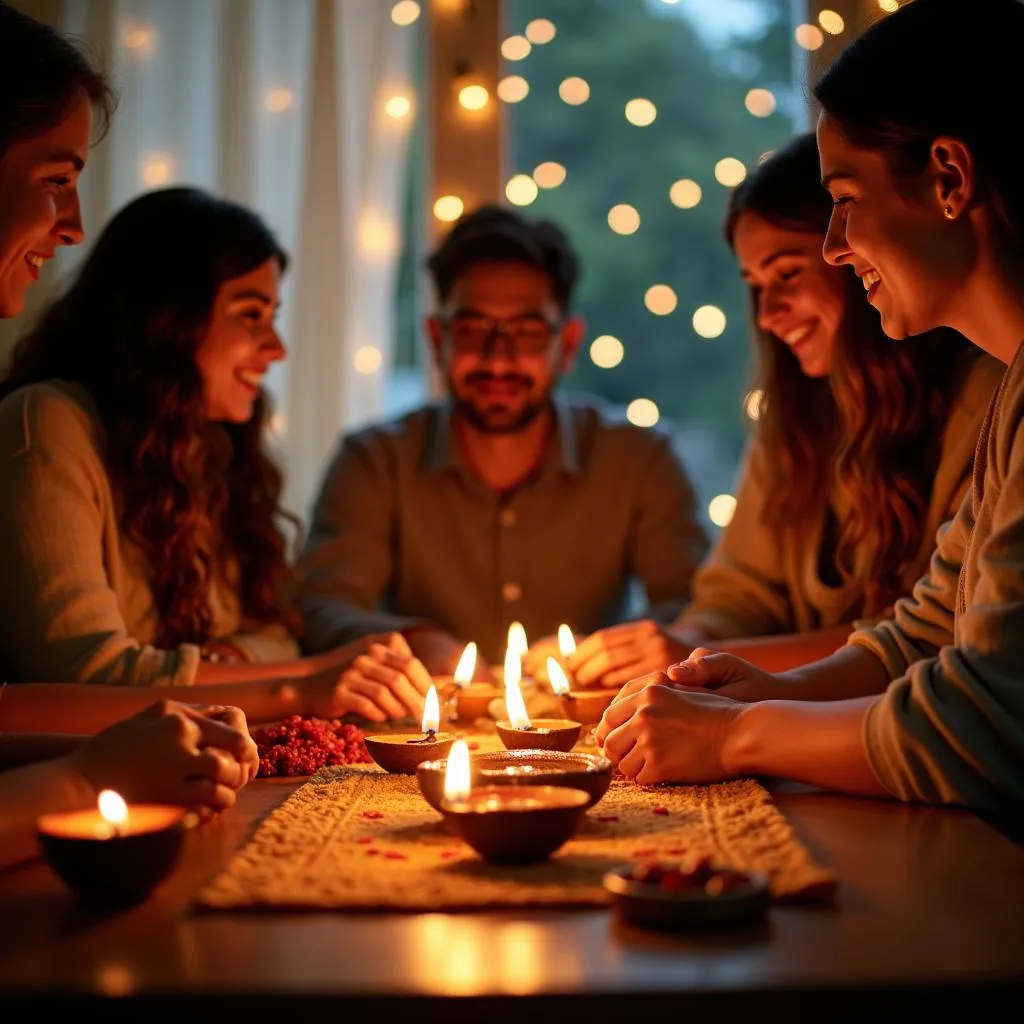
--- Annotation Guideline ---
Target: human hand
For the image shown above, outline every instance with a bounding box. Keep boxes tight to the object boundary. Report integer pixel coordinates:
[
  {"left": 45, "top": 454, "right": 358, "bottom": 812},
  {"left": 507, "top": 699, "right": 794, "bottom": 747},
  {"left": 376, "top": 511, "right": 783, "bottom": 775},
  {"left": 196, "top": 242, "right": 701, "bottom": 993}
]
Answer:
[
  {"left": 566, "top": 620, "right": 690, "bottom": 689},
  {"left": 594, "top": 673, "right": 746, "bottom": 785},
  {"left": 299, "top": 633, "right": 434, "bottom": 723},
  {"left": 65, "top": 700, "right": 253, "bottom": 811},
  {"left": 666, "top": 648, "right": 786, "bottom": 702}
]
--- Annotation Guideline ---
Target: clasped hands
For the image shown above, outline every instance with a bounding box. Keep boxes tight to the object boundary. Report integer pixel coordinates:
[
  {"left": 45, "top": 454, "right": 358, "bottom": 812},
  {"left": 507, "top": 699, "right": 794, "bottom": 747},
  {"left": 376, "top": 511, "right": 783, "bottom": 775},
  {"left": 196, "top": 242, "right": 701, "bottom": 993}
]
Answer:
[{"left": 592, "top": 648, "right": 782, "bottom": 785}]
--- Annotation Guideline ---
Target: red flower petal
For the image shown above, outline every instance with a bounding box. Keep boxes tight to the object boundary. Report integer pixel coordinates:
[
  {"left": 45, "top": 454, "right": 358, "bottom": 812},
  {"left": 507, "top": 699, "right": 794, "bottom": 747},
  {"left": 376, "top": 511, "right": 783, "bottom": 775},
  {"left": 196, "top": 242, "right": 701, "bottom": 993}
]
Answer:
[
  {"left": 652, "top": 806, "right": 670, "bottom": 816},
  {"left": 384, "top": 850, "right": 408, "bottom": 861}
]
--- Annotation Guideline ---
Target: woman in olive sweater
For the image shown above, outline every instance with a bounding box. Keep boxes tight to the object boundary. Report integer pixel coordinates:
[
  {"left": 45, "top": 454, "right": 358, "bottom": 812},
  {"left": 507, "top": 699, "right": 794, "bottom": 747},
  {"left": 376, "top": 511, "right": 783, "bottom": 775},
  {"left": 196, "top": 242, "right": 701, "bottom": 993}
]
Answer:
[{"left": 597, "top": 0, "right": 1024, "bottom": 835}]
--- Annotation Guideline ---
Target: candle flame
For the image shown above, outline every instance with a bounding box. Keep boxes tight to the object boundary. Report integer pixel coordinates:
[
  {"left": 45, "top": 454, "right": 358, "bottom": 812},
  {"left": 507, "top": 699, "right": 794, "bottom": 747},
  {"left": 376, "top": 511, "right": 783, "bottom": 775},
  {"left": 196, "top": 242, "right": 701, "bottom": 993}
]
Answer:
[
  {"left": 505, "top": 676, "right": 532, "bottom": 729},
  {"left": 422, "top": 685, "right": 440, "bottom": 733},
  {"left": 98, "top": 789, "right": 128, "bottom": 825},
  {"left": 557, "top": 624, "right": 576, "bottom": 658},
  {"left": 547, "top": 657, "right": 571, "bottom": 696},
  {"left": 508, "top": 621, "right": 528, "bottom": 657},
  {"left": 503, "top": 640, "right": 522, "bottom": 691},
  {"left": 443, "top": 739, "right": 472, "bottom": 802},
  {"left": 453, "top": 642, "right": 477, "bottom": 687}
]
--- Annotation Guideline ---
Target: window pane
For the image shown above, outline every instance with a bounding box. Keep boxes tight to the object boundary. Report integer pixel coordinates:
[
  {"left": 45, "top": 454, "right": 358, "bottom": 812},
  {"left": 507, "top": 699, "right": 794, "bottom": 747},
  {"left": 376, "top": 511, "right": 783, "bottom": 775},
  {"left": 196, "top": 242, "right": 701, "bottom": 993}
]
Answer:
[{"left": 506, "top": 0, "right": 799, "bottom": 522}]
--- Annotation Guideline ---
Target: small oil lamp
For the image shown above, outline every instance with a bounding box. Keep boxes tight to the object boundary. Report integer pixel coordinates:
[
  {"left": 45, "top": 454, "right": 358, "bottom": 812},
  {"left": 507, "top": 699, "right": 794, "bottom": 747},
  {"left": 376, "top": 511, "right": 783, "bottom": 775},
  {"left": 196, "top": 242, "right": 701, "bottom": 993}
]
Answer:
[
  {"left": 443, "top": 641, "right": 502, "bottom": 722},
  {"left": 365, "top": 685, "right": 455, "bottom": 773},
  {"left": 36, "top": 789, "right": 187, "bottom": 905},
  {"left": 439, "top": 739, "right": 590, "bottom": 864},
  {"left": 495, "top": 656, "right": 581, "bottom": 752},
  {"left": 548, "top": 657, "right": 617, "bottom": 724}
]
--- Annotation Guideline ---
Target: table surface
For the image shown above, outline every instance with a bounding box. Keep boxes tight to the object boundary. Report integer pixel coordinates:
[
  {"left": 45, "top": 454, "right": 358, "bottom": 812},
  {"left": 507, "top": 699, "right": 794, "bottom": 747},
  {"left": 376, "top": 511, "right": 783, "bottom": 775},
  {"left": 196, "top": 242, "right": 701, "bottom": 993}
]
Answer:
[{"left": 1, "top": 777, "right": 1023, "bottom": 1016}]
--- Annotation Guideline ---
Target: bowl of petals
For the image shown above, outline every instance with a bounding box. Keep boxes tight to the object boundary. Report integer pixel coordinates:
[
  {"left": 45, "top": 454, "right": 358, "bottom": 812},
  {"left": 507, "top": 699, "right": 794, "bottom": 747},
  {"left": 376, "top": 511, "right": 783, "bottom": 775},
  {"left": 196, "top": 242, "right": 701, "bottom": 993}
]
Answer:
[{"left": 603, "top": 857, "right": 770, "bottom": 929}]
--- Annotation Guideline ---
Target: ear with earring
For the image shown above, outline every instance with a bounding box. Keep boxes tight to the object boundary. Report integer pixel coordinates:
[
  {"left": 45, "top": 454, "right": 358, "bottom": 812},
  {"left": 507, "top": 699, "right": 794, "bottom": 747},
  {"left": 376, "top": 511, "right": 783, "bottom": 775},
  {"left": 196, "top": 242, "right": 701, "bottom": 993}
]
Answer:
[{"left": 944, "top": 204, "right": 955, "bottom": 219}]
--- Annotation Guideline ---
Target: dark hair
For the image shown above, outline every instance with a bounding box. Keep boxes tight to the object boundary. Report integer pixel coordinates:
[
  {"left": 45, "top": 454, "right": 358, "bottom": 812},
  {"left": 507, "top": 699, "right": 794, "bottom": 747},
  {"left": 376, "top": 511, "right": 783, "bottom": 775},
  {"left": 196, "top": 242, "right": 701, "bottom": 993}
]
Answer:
[
  {"left": 0, "top": 1, "right": 117, "bottom": 157},
  {"left": 427, "top": 204, "right": 580, "bottom": 311},
  {"left": 1, "top": 187, "right": 298, "bottom": 647},
  {"left": 815, "top": 0, "right": 1024, "bottom": 255},
  {"left": 726, "top": 132, "right": 973, "bottom": 610}
]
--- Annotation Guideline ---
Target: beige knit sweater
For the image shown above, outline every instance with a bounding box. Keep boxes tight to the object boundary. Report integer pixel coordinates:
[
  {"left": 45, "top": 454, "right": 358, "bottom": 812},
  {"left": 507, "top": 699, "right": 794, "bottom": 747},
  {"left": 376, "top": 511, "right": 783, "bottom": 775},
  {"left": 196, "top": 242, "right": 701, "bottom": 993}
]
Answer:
[
  {"left": 0, "top": 381, "right": 299, "bottom": 685},
  {"left": 676, "top": 355, "right": 1005, "bottom": 638},
  {"left": 853, "top": 344, "right": 1024, "bottom": 823}
]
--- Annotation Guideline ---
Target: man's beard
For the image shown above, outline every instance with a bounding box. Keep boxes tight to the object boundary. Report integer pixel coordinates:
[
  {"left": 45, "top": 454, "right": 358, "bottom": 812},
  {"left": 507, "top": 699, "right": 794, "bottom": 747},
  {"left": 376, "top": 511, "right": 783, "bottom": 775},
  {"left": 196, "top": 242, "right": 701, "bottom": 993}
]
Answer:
[{"left": 451, "top": 371, "right": 555, "bottom": 434}]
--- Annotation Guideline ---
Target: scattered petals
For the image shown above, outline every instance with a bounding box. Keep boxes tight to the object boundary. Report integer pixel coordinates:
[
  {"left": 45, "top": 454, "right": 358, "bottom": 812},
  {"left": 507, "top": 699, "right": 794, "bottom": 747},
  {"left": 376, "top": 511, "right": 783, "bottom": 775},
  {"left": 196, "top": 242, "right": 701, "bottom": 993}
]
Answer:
[
  {"left": 365, "top": 848, "right": 380, "bottom": 856},
  {"left": 361, "top": 810, "right": 385, "bottom": 820},
  {"left": 356, "top": 836, "right": 373, "bottom": 845},
  {"left": 631, "top": 847, "right": 657, "bottom": 857},
  {"left": 652, "top": 806, "right": 670, "bottom": 816},
  {"left": 384, "top": 850, "right": 408, "bottom": 861}
]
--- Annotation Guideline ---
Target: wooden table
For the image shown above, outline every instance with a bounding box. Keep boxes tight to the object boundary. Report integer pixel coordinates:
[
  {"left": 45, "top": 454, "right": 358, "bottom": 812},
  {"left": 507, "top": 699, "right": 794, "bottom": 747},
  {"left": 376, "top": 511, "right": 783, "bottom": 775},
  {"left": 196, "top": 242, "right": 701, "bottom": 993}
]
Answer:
[{"left": 1, "top": 779, "right": 1022, "bottom": 1019}]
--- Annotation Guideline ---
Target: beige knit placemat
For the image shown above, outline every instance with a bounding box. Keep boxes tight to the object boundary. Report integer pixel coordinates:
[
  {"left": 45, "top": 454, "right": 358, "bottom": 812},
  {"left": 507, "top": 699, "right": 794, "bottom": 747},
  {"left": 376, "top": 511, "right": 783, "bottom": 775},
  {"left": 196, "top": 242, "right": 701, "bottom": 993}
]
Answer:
[{"left": 198, "top": 766, "right": 835, "bottom": 911}]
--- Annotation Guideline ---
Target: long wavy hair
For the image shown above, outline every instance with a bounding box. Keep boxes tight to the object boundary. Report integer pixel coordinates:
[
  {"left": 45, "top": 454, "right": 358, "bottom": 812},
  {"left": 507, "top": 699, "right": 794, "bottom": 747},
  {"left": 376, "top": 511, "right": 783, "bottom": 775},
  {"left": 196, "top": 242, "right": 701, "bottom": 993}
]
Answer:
[
  {"left": 725, "top": 133, "right": 973, "bottom": 611},
  {"left": 1, "top": 187, "right": 299, "bottom": 646}
]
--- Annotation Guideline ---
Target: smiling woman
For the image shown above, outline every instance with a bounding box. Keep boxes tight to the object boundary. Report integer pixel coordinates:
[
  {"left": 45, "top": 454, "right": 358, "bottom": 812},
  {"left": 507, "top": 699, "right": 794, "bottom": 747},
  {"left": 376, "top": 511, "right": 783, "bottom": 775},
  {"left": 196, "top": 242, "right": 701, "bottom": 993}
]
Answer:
[
  {"left": 0, "top": 187, "right": 435, "bottom": 732},
  {"left": 0, "top": 2, "right": 115, "bottom": 319}
]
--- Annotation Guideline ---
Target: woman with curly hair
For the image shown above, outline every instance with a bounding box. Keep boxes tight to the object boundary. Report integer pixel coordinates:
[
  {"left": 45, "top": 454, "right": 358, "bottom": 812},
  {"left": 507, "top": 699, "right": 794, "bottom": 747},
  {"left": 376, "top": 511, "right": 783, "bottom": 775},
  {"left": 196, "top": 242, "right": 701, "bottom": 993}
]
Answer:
[
  {"left": 0, "top": 186, "right": 430, "bottom": 731},
  {"left": 567, "top": 133, "right": 1002, "bottom": 686}
]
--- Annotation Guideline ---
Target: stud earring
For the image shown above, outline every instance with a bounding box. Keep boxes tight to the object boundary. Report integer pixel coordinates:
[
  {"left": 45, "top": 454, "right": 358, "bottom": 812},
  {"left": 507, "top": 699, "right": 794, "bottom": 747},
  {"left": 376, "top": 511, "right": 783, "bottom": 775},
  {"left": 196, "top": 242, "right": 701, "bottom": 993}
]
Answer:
[{"left": 944, "top": 204, "right": 955, "bottom": 219}]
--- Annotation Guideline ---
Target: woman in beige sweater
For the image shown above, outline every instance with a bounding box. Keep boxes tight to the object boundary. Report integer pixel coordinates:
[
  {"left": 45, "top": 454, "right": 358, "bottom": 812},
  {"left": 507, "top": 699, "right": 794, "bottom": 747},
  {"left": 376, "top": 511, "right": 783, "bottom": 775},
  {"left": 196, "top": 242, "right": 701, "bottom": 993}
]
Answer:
[
  {"left": 0, "top": 187, "right": 431, "bottom": 732},
  {"left": 0, "top": 2, "right": 259, "bottom": 865},
  {"left": 567, "top": 133, "right": 1002, "bottom": 686},
  {"left": 597, "top": 0, "right": 1024, "bottom": 834}
]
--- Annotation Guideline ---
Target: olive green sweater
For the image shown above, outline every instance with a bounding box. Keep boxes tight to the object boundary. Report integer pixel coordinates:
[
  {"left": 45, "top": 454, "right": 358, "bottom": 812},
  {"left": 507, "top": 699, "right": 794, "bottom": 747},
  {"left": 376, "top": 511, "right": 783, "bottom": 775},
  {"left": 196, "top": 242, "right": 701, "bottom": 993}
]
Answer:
[{"left": 853, "top": 345, "right": 1024, "bottom": 825}]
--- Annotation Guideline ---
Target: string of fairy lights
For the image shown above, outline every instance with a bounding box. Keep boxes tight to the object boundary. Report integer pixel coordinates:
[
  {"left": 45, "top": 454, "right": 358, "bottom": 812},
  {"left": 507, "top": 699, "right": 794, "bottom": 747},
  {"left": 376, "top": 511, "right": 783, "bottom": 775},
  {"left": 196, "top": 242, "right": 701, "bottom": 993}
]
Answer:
[
  {"left": 391, "top": 1, "right": 905, "bottom": 525},
  {"left": 115, "top": 0, "right": 902, "bottom": 530}
]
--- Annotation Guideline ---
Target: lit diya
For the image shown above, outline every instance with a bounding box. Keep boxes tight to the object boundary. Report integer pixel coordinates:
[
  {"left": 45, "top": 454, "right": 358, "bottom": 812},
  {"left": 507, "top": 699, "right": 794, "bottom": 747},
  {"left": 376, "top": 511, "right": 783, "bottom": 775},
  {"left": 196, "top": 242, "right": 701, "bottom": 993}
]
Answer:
[
  {"left": 364, "top": 685, "right": 455, "bottom": 773},
  {"left": 495, "top": 653, "right": 581, "bottom": 752},
  {"left": 438, "top": 739, "right": 589, "bottom": 864},
  {"left": 441, "top": 641, "right": 502, "bottom": 722},
  {"left": 548, "top": 657, "right": 617, "bottom": 724},
  {"left": 37, "top": 789, "right": 187, "bottom": 905},
  {"left": 417, "top": 747, "right": 613, "bottom": 812}
]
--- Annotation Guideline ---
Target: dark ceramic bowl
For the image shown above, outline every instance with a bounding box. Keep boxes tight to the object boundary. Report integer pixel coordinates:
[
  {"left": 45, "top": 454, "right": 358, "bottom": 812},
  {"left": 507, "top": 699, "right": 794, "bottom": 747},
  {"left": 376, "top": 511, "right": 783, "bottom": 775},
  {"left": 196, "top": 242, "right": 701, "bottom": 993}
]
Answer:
[
  {"left": 417, "top": 748, "right": 613, "bottom": 812},
  {"left": 603, "top": 864, "right": 771, "bottom": 929},
  {"left": 496, "top": 719, "right": 581, "bottom": 752},
  {"left": 364, "top": 733, "right": 455, "bottom": 774},
  {"left": 37, "top": 806, "right": 187, "bottom": 905},
  {"left": 441, "top": 785, "right": 589, "bottom": 864}
]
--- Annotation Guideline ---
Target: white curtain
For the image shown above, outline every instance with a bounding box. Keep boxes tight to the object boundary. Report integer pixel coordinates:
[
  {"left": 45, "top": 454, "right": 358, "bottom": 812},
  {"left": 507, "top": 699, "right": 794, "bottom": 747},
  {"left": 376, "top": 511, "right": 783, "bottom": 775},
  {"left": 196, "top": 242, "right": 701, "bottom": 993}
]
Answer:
[{"left": 1, "top": 0, "right": 415, "bottom": 520}]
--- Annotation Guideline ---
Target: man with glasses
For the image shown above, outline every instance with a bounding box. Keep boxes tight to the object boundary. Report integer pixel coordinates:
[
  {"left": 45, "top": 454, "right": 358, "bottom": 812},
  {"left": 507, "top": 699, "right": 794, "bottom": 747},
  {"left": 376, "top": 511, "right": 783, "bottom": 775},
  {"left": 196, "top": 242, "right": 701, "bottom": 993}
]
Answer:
[{"left": 295, "top": 206, "right": 708, "bottom": 678}]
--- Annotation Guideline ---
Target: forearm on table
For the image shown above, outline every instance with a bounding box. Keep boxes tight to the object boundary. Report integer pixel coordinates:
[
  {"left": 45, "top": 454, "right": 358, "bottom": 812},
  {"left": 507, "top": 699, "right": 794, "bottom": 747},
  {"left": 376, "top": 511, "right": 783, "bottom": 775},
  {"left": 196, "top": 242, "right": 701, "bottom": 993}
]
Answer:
[
  {"left": 0, "top": 758, "right": 94, "bottom": 870},
  {"left": 0, "top": 732, "right": 86, "bottom": 769},
  {"left": 724, "top": 695, "right": 888, "bottom": 797},
  {"left": 773, "top": 643, "right": 892, "bottom": 700},
  {"left": 0, "top": 680, "right": 302, "bottom": 735}
]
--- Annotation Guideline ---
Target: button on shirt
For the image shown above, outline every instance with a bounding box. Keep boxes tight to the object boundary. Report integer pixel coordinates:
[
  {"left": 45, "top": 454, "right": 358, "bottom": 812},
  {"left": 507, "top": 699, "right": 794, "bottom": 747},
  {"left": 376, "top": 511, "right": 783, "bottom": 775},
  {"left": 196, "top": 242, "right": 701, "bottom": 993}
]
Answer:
[{"left": 295, "top": 396, "right": 709, "bottom": 666}]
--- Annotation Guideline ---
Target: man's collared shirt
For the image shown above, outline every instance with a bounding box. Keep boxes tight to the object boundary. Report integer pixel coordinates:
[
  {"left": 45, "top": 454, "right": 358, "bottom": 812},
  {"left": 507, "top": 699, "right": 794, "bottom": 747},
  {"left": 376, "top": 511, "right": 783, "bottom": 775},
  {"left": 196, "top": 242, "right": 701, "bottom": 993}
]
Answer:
[{"left": 296, "top": 395, "right": 708, "bottom": 665}]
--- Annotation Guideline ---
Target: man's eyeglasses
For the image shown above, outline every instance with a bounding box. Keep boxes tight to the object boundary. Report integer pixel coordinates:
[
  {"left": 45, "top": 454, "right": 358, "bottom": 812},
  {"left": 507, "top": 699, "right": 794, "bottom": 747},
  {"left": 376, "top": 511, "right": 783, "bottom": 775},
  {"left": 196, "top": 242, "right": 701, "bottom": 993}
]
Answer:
[{"left": 440, "top": 313, "right": 562, "bottom": 355}]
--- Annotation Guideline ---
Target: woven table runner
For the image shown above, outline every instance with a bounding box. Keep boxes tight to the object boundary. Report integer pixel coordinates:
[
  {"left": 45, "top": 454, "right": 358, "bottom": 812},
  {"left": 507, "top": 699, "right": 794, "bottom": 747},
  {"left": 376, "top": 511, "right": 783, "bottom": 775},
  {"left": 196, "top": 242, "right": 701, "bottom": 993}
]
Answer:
[{"left": 198, "top": 766, "right": 835, "bottom": 911}]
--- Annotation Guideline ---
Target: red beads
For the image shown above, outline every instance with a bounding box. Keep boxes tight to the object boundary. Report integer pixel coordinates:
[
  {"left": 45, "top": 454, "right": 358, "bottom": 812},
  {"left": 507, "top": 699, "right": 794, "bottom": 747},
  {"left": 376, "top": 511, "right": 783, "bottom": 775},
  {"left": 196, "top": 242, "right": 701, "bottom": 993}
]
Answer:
[{"left": 254, "top": 715, "right": 374, "bottom": 777}]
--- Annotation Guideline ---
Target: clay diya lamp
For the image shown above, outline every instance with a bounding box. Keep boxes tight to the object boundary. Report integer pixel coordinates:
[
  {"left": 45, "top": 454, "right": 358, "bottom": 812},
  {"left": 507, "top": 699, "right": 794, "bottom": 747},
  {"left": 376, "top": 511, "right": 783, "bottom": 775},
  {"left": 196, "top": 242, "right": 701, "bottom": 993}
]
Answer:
[
  {"left": 365, "top": 685, "right": 455, "bottom": 774},
  {"left": 547, "top": 657, "right": 618, "bottom": 725},
  {"left": 36, "top": 789, "right": 186, "bottom": 905},
  {"left": 417, "top": 747, "right": 613, "bottom": 812},
  {"left": 495, "top": 671, "right": 581, "bottom": 752},
  {"left": 438, "top": 740, "right": 589, "bottom": 864},
  {"left": 436, "top": 641, "right": 504, "bottom": 723}
]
